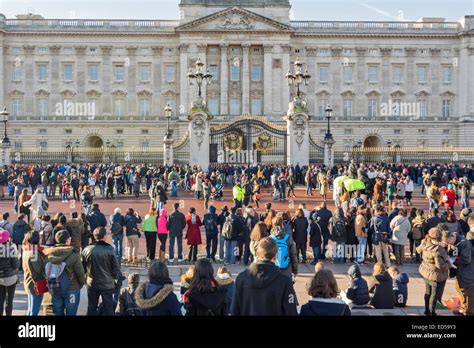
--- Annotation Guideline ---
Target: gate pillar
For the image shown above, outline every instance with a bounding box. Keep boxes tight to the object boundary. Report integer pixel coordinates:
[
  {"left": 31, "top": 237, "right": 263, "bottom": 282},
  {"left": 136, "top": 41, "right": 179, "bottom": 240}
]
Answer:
[
  {"left": 285, "top": 99, "right": 310, "bottom": 166},
  {"left": 188, "top": 101, "right": 212, "bottom": 169}
]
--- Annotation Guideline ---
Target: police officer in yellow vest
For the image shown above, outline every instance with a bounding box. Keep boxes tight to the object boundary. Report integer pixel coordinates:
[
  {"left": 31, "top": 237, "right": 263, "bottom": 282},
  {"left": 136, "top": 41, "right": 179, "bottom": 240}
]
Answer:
[{"left": 233, "top": 181, "right": 245, "bottom": 208}]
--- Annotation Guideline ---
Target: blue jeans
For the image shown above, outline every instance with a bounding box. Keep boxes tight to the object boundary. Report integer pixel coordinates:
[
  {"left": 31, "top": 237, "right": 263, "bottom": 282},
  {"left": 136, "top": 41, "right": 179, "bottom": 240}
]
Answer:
[
  {"left": 280, "top": 183, "right": 286, "bottom": 200},
  {"left": 228, "top": 175, "right": 233, "bottom": 185},
  {"left": 206, "top": 233, "right": 218, "bottom": 258},
  {"left": 306, "top": 183, "right": 312, "bottom": 195},
  {"left": 62, "top": 193, "right": 68, "bottom": 201},
  {"left": 334, "top": 241, "right": 346, "bottom": 263},
  {"left": 52, "top": 289, "right": 81, "bottom": 316},
  {"left": 157, "top": 201, "right": 164, "bottom": 212},
  {"left": 429, "top": 199, "right": 439, "bottom": 210},
  {"left": 417, "top": 177, "right": 423, "bottom": 186},
  {"left": 171, "top": 180, "right": 178, "bottom": 197},
  {"left": 273, "top": 187, "right": 279, "bottom": 201},
  {"left": 169, "top": 235, "right": 183, "bottom": 260},
  {"left": 312, "top": 246, "right": 321, "bottom": 263},
  {"left": 99, "top": 184, "right": 105, "bottom": 196},
  {"left": 357, "top": 237, "right": 367, "bottom": 263},
  {"left": 225, "top": 240, "right": 237, "bottom": 264},
  {"left": 219, "top": 234, "right": 225, "bottom": 260},
  {"left": 462, "top": 197, "right": 469, "bottom": 209},
  {"left": 112, "top": 236, "right": 123, "bottom": 262},
  {"left": 27, "top": 293, "right": 43, "bottom": 316}
]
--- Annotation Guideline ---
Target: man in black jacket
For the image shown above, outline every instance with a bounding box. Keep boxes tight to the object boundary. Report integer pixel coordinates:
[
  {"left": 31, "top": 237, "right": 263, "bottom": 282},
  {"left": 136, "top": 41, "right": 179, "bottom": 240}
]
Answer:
[
  {"left": 425, "top": 208, "right": 442, "bottom": 232},
  {"left": 82, "top": 227, "right": 122, "bottom": 316},
  {"left": 314, "top": 202, "right": 332, "bottom": 260},
  {"left": 87, "top": 204, "right": 107, "bottom": 233},
  {"left": 231, "top": 237, "right": 298, "bottom": 316},
  {"left": 167, "top": 202, "right": 186, "bottom": 263}
]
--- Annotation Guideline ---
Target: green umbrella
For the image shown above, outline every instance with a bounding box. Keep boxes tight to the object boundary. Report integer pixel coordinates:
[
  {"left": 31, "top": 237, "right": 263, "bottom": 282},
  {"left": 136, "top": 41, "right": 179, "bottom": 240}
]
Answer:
[
  {"left": 333, "top": 176, "right": 350, "bottom": 188},
  {"left": 344, "top": 179, "right": 366, "bottom": 192}
]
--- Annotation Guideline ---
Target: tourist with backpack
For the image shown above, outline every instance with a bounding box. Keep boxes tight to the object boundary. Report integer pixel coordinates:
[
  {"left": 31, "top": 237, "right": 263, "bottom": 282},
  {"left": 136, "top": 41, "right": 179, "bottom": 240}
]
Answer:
[
  {"left": 217, "top": 206, "right": 230, "bottom": 262},
  {"left": 135, "top": 261, "right": 182, "bottom": 316},
  {"left": 82, "top": 227, "right": 122, "bottom": 316},
  {"left": 43, "top": 230, "right": 85, "bottom": 316},
  {"left": 22, "top": 231, "right": 47, "bottom": 316},
  {"left": 370, "top": 205, "right": 391, "bottom": 268},
  {"left": 116, "top": 273, "right": 141, "bottom": 316},
  {"left": 410, "top": 209, "right": 426, "bottom": 263},
  {"left": 270, "top": 216, "right": 298, "bottom": 280},
  {"left": 183, "top": 258, "right": 227, "bottom": 316},
  {"left": 12, "top": 214, "right": 30, "bottom": 267},
  {"left": 110, "top": 208, "right": 125, "bottom": 263},
  {"left": 0, "top": 229, "right": 20, "bottom": 316},
  {"left": 309, "top": 217, "right": 323, "bottom": 265},
  {"left": 203, "top": 205, "right": 219, "bottom": 261},
  {"left": 242, "top": 206, "right": 259, "bottom": 265},
  {"left": 223, "top": 207, "right": 241, "bottom": 265},
  {"left": 231, "top": 237, "right": 298, "bottom": 316},
  {"left": 329, "top": 208, "right": 347, "bottom": 264}
]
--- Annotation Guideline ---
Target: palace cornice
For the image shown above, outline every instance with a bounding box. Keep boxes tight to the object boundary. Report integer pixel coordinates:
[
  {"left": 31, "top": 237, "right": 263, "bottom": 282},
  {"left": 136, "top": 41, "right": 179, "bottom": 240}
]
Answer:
[
  {"left": 292, "top": 33, "right": 460, "bottom": 39},
  {"left": 4, "top": 31, "right": 178, "bottom": 37}
]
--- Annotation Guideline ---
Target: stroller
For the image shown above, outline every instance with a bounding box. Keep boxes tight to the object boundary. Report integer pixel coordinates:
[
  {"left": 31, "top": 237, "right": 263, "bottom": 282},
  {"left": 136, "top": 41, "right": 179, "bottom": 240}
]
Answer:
[{"left": 210, "top": 183, "right": 224, "bottom": 201}]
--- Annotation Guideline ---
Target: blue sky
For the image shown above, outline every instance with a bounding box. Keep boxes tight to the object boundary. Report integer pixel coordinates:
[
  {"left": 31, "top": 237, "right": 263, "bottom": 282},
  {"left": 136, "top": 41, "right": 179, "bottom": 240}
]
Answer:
[{"left": 1, "top": 0, "right": 472, "bottom": 21}]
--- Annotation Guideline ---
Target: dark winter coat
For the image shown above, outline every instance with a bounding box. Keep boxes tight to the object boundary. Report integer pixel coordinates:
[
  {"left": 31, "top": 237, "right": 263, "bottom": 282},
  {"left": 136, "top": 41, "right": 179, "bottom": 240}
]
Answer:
[
  {"left": 82, "top": 241, "right": 121, "bottom": 290},
  {"left": 231, "top": 260, "right": 298, "bottom": 316},
  {"left": 87, "top": 208, "right": 107, "bottom": 233},
  {"left": 393, "top": 273, "right": 409, "bottom": 307},
  {"left": 368, "top": 271, "right": 395, "bottom": 309},
  {"left": 184, "top": 284, "right": 228, "bottom": 316},
  {"left": 125, "top": 213, "right": 142, "bottom": 237},
  {"left": 453, "top": 235, "right": 474, "bottom": 289},
  {"left": 43, "top": 244, "right": 85, "bottom": 290},
  {"left": 134, "top": 280, "right": 182, "bottom": 316},
  {"left": 300, "top": 299, "right": 351, "bottom": 316},
  {"left": 167, "top": 210, "right": 186, "bottom": 238},
  {"left": 346, "top": 265, "right": 370, "bottom": 306},
  {"left": 0, "top": 243, "right": 20, "bottom": 279},
  {"left": 292, "top": 216, "right": 309, "bottom": 245},
  {"left": 309, "top": 221, "right": 323, "bottom": 247}
]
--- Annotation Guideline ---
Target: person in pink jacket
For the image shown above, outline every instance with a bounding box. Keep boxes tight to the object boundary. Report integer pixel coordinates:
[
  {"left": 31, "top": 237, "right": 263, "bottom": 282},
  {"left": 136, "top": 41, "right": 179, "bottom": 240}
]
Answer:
[{"left": 157, "top": 209, "right": 169, "bottom": 260}]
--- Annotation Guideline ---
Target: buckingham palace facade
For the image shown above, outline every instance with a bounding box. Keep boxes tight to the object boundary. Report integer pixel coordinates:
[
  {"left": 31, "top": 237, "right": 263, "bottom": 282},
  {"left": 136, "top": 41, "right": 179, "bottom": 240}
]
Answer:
[{"left": 1, "top": 0, "right": 474, "bottom": 163}]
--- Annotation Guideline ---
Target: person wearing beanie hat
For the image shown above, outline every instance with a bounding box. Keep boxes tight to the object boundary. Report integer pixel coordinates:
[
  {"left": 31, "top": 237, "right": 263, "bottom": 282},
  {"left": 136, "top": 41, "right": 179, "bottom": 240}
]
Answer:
[
  {"left": 0, "top": 229, "right": 20, "bottom": 316},
  {"left": 341, "top": 264, "right": 370, "bottom": 308},
  {"left": 115, "top": 273, "right": 141, "bottom": 316},
  {"left": 203, "top": 205, "right": 219, "bottom": 261},
  {"left": 43, "top": 229, "right": 85, "bottom": 316},
  {"left": 444, "top": 184, "right": 456, "bottom": 211}
]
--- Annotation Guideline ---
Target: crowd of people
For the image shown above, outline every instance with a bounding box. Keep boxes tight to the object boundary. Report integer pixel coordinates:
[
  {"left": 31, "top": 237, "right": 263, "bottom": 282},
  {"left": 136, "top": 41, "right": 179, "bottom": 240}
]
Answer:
[{"left": 0, "top": 160, "right": 473, "bottom": 316}]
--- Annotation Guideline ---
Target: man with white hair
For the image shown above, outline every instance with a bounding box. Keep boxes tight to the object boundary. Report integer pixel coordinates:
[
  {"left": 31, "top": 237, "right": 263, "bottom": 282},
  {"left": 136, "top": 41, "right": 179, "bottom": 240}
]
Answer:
[{"left": 109, "top": 207, "right": 125, "bottom": 263}]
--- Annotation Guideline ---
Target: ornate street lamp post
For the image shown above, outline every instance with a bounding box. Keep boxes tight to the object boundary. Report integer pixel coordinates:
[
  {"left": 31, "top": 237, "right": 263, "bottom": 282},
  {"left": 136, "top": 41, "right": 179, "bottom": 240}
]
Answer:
[
  {"left": 187, "top": 58, "right": 212, "bottom": 99},
  {"left": 324, "top": 104, "right": 333, "bottom": 141},
  {"left": 164, "top": 103, "right": 173, "bottom": 139},
  {"left": 286, "top": 57, "right": 311, "bottom": 99},
  {"left": 0, "top": 107, "right": 10, "bottom": 144}
]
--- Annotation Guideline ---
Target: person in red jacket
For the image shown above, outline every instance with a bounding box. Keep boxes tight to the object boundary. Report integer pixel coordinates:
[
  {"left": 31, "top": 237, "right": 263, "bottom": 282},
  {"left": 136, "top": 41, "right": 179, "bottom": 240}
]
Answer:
[
  {"left": 444, "top": 184, "right": 456, "bottom": 211},
  {"left": 185, "top": 207, "right": 202, "bottom": 262}
]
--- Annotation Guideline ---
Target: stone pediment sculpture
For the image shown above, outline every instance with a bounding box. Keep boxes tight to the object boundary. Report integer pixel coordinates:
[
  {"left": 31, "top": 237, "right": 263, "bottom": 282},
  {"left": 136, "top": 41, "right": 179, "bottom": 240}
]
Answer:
[
  {"left": 220, "top": 13, "right": 253, "bottom": 30},
  {"left": 293, "top": 115, "right": 306, "bottom": 150},
  {"left": 191, "top": 115, "right": 206, "bottom": 149},
  {"left": 176, "top": 7, "right": 293, "bottom": 32}
]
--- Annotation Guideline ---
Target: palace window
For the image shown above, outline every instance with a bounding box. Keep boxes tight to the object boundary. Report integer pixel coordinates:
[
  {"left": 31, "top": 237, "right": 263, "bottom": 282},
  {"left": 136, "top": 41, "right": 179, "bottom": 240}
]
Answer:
[
  {"left": 37, "top": 64, "right": 48, "bottom": 81},
  {"left": 319, "top": 65, "right": 329, "bottom": 83},
  {"left": 251, "top": 98, "right": 262, "bottom": 115},
  {"left": 165, "top": 65, "right": 175, "bottom": 82},
  {"left": 368, "top": 99, "right": 378, "bottom": 118},
  {"left": 417, "top": 66, "right": 427, "bottom": 83},
  {"left": 442, "top": 99, "right": 451, "bottom": 118},
  {"left": 442, "top": 66, "right": 452, "bottom": 84},
  {"left": 392, "top": 99, "right": 402, "bottom": 118},
  {"left": 139, "top": 64, "right": 151, "bottom": 81},
  {"left": 230, "top": 63, "right": 240, "bottom": 81},
  {"left": 39, "top": 129, "right": 47, "bottom": 135},
  {"left": 318, "top": 99, "right": 328, "bottom": 117},
  {"left": 114, "top": 65, "right": 125, "bottom": 81},
  {"left": 116, "top": 129, "right": 124, "bottom": 134},
  {"left": 208, "top": 98, "right": 219, "bottom": 115},
  {"left": 37, "top": 98, "right": 49, "bottom": 118},
  {"left": 443, "top": 129, "right": 450, "bottom": 135},
  {"left": 319, "top": 49, "right": 329, "bottom": 55},
  {"left": 139, "top": 98, "right": 150, "bottom": 117},
  {"left": 65, "top": 129, "right": 72, "bottom": 134},
  {"left": 141, "top": 141, "right": 150, "bottom": 148},
  {"left": 142, "top": 129, "right": 149, "bottom": 134},
  {"left": 343, "top": 66, "right": 353, "bottom": 83},
  {"left": 11, "top": 99, "right": 23, "bottom": 117},
  {"left": 343, "top": 99, "right": 353, "bottom": 117},
  {"left": 419, "top": 99, "right": 428, "bottom": 118},
  {"left": 14, "top": 141, "right": 22, "bottom": 150},
  {"left": 393, "top": 66, "right": 403, "bottom": 83},
  {"left": 230, "top": 98, "right": 240, "bottom": 115},
  {"left": 114, "top": 99, "right": 125, "bottom": 117},
  {"left": 209, "top": 65, "right": 218, "bottom": 81},
  {"left": 39, "top": 141, "right": 48, "bottom": 148},
  {"left": 12, "top": 64, "right": 22, "bottom": 81},
  {"left": 368, "top": 65, "right": 378, "bottom": 83},
  {"left": 251, "top": 64, "right": 261, "bottom": 81},
  {"left": 63, "top": 64, "right": 74, "bottom": 81},
  {"left": 89, "top": 64, "right": 99, "bottom": 81}
]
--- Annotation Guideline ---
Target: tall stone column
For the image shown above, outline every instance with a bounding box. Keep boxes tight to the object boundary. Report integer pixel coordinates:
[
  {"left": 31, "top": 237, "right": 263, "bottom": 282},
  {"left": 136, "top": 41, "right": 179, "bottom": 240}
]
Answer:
[
  {"left": 286, "top": 105, "right": 310, "bottom": 166},
  {"left": 323, "top": 137, "right": 335, "bottom": 168},
  {"left": 49, "top": 45, "right": 61, "bottom": 118},
  {"left": 263, "top": 44, "right": 273, "bottom": 116},
  {"left": 281, "top": 45, "right": 291, "bottom": 115},
  {"left": 188, "top": 110, "right": 212, "bottom": 169},
  {"left": 242, "top": 44, "right": 250, "bottom": 114},
  {"left": 126, "top": 46, "right": 138, "bottom": 117},
  {"left": 22, "top": 45, "right": 35, "bottom": 117},
  {"left": 74, "top": 46, "right": 87, "bottom": 107},
  {"left": 100, "top": 46, "right": 112, "bottom": 115},
  {"left": 163, "top": 136, "right": 173, "bottom": 166},
  {"left": 305, "top": 46, "right": 317, "bottom": 114},
  {"left": 151, "top": 46, "right": 164, "bottom": 117},
  {"left": 220, "top": 44, "right": 229, "bottom": 116},
  {"left": 179, "top": 44, "right": 189, "bottom": 120}
]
